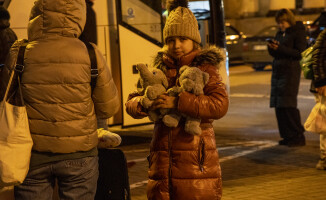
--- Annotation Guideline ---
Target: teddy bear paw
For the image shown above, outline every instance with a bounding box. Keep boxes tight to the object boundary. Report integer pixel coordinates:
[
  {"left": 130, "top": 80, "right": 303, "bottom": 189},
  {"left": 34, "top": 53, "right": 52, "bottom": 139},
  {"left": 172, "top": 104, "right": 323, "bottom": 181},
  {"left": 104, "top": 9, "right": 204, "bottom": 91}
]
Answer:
[
  {"left": 185, "top": 125, "right": 202, "bottom": 136},
  {"left": 163, "top": 114, "right": 180, "bottom": 127}
]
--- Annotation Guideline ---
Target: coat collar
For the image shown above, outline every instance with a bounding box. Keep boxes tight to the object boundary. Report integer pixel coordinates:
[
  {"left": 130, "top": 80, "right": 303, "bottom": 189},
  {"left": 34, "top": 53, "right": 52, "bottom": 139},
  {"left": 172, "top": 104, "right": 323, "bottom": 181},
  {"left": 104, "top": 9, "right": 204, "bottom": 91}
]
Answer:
[
  {"left": 154, "top": 45, "right": 225, "bottom": 71},
  {"left": 162, "top": 49, "right": 200, "bottom": 69}
]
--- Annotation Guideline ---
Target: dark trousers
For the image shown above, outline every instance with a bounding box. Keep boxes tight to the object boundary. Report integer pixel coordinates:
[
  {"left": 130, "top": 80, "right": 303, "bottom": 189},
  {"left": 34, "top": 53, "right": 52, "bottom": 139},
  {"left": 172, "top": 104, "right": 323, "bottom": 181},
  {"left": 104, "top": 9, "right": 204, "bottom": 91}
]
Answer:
[{"left": 275, "top": 107, "right": 305, "bottom": 140}]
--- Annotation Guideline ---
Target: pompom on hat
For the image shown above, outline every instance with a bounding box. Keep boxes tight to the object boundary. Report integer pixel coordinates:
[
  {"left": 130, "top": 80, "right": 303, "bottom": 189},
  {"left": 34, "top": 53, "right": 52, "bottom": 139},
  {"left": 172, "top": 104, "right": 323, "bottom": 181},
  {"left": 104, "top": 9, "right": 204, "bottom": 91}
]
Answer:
[{"left": 163, "top": 0, "right": 201, "bottom": 44}]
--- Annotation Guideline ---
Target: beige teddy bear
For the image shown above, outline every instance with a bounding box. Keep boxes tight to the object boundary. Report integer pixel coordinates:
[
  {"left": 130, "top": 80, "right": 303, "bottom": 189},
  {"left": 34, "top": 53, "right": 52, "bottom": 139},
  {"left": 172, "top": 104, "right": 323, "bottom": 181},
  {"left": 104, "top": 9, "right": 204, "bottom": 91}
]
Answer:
[
  {"left": 163, "top": 65, "right": 210, "bottom": 135},
  {"left": 136, "top": 63, "right": 169, "bottom": 122}
]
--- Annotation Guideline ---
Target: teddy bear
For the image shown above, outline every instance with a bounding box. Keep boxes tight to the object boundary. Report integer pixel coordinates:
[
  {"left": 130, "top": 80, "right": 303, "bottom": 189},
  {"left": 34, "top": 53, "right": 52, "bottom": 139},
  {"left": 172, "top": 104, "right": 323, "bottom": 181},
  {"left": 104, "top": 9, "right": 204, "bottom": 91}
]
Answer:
[
  {"left": 162, "top": 65, "right": 210, "bottom": 135},
  {"left": 136, "top": 63, "right": 169, "bottom": 122}
]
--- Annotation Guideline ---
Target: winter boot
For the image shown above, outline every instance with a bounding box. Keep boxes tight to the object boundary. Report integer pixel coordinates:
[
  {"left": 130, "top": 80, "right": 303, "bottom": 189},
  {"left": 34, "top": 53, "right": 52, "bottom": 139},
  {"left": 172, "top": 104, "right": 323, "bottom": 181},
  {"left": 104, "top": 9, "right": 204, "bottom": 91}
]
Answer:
[{"left": 287, "top": 134, "right": 306, "bottom": 147}]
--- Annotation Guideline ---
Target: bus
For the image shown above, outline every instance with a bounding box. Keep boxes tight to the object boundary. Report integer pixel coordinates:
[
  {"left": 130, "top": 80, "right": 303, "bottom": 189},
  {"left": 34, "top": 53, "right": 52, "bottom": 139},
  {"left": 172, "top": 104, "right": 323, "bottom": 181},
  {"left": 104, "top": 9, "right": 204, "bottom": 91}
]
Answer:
[{"left": 3, "top": 0, "right": 229, "bottom": 127}]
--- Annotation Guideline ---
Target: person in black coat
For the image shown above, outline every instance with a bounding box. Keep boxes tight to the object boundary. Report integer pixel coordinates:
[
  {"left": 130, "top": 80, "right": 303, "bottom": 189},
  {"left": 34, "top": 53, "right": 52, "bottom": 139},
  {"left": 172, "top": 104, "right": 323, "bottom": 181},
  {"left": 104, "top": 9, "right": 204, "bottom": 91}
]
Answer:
[
  {"left": 268, "top": 8, "right": 307, "bottom": 147},
  {"left": 79, "top": 0, "right": 97, "bottom": 44},
  {"left": 0, "top": 6, "right": 17, "bottom": 69}
]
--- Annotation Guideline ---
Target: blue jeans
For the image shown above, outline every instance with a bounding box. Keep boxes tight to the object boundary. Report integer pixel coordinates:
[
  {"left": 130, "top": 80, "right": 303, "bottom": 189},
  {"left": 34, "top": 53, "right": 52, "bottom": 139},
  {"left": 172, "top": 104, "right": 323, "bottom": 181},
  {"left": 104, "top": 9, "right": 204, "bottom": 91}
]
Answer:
[{"left": 14, "top": 156, "right": 99, "bottom": 200}]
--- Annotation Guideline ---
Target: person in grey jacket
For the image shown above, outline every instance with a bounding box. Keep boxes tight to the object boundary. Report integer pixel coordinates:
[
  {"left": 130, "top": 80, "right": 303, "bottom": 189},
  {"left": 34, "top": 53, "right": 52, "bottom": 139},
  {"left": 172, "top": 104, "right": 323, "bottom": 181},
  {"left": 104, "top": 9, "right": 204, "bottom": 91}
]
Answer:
[
  {"left": 0, "top": 0, "right": 120, "bottom": 199},
  {"left": 0, "top": 6, "right": 17, "bottom": 69},
  {"left": 268, "top": 8, "right": 307, "bottom": 147}
]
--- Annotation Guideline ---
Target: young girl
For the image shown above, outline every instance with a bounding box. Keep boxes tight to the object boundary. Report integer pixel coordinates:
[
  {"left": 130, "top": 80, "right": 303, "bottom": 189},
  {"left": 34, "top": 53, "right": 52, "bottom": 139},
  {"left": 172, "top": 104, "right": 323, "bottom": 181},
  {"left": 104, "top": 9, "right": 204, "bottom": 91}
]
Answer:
[{"left": 125, "top": 0, "right": 229, "bottom": 199}]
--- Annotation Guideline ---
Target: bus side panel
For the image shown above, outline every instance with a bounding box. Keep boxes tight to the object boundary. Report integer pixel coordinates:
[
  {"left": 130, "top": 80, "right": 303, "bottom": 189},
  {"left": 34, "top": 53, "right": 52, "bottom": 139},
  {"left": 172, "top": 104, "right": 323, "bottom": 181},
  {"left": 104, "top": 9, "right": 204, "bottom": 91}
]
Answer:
[
  {"left": 118, "top": 25, "right": 160, "bottom": 127},
  {"left": 8, "top": 0, "right": 34, "bottom": 39}
]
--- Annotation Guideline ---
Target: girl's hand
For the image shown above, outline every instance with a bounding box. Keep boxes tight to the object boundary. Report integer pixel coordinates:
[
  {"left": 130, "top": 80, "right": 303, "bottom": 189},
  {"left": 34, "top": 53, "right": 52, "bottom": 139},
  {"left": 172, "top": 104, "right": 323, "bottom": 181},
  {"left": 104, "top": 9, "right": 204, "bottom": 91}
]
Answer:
[
  {"left": 125, "top": 96, "right": 148, "bottom": 118},
  {"left": 151, "top": 95, "right": 178, "bottom": 110}
]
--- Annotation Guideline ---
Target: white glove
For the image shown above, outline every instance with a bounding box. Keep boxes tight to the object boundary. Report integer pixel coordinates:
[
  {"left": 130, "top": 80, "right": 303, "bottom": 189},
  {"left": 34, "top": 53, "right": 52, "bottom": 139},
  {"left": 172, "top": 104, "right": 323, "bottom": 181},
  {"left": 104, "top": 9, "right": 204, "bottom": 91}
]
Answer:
[{"left": 97, "top": 128, "right": 122, "bottom": 148}]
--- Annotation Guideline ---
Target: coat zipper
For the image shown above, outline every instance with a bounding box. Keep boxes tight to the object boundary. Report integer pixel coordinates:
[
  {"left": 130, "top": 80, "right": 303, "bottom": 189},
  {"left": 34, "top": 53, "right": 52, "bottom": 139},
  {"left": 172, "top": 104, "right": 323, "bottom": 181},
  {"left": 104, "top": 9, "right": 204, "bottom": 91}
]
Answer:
[
  {"left": 168, "top": 128, "right": 173, "bottom": 198},
  {"left": 198, "top": 138, "right": 205, "bottom": 172}
]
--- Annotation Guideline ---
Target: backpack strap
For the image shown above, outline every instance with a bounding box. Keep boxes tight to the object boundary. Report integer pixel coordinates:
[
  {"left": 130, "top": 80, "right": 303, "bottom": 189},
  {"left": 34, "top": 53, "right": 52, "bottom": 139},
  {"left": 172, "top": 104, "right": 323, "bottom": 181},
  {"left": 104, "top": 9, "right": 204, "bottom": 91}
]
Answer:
[
  {"left": 4, "top": 40, "right": 28, "bottom": 103},
  {"left": 83, "top": 41, "right": 98, "bottom": 94},
  {"left": 15, "top": 40, "right": 28, "bottom": 76}
]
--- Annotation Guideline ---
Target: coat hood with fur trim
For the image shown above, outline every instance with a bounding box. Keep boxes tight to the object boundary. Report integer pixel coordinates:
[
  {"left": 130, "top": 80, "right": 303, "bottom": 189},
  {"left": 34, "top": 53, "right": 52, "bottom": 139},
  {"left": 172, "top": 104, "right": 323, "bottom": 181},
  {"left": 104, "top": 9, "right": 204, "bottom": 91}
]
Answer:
[{"left": 153, "top": 45, "right": 225, "bottom": 70}]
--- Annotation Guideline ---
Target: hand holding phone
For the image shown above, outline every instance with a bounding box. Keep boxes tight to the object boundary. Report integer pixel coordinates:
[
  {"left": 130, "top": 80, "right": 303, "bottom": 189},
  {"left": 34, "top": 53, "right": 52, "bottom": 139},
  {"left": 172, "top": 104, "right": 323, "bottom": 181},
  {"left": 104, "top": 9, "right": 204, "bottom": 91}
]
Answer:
[
  {"left": 266, "top": 38, "right": 274, "bottom": 44},
  {"left": 267, "top": 38, "right": 279, "bottom": 50}
]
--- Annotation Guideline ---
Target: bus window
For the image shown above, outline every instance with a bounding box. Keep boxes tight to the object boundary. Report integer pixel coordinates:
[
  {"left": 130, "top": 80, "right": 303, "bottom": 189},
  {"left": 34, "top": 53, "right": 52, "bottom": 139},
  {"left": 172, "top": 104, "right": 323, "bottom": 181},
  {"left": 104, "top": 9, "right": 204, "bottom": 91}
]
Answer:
[{"left": 120, "top": 0, "right": 163, "bottom": 44}]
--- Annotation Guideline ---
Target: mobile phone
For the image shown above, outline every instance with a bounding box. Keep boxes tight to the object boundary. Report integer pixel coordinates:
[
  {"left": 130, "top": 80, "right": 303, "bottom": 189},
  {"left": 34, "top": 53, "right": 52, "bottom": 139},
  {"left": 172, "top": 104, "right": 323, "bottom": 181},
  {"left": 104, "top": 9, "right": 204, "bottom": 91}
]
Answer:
[{"left": 266, "top": 38, "right": 274, "bottom": 43}]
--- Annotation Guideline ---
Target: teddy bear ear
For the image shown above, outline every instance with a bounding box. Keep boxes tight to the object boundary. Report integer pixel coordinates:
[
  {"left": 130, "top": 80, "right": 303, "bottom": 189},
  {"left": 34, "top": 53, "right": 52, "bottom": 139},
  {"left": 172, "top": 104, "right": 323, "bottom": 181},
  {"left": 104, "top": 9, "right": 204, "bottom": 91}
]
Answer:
[
  {"left": 203, "top": 72, "right": 210, "bottom": 85},
  {"left": 136, "top": 63, "right": 147, "bottom": 70},
  {"left": 136, "top": 63, "right": 148, "bottom": 74},
  {"left": 179, "top": 65, "right": 189, "bottom": 74}
]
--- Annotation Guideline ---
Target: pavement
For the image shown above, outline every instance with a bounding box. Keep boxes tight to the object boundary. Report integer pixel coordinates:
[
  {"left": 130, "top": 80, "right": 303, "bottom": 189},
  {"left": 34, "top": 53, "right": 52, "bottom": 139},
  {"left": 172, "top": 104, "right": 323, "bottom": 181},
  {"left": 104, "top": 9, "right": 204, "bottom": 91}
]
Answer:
[{"left": 219, "top": 137, "right": 326, "bottom": 200}]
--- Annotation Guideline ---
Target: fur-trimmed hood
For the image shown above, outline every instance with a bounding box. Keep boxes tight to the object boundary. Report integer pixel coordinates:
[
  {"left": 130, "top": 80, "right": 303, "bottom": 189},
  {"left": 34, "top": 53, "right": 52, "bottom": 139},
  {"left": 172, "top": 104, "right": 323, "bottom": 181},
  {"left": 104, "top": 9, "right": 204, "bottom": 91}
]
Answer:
[{"left": 153, "top": 45, "right": 225, "bottom": 71}]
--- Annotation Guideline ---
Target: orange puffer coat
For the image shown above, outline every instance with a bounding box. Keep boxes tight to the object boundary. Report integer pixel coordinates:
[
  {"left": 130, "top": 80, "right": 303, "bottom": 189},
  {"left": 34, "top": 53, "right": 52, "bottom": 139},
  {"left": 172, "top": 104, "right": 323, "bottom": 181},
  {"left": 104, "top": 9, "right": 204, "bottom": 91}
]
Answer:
[{"left": 126, "top": 46, "right": 229, "bottom": 200}]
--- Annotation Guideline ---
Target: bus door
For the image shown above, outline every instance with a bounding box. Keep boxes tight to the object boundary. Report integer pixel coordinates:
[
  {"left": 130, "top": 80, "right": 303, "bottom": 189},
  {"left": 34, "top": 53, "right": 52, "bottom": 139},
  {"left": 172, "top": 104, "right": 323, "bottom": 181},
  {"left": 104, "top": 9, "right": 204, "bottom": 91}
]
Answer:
[{"left": 114, "top": 0, "right": 163, "bottom": 127}]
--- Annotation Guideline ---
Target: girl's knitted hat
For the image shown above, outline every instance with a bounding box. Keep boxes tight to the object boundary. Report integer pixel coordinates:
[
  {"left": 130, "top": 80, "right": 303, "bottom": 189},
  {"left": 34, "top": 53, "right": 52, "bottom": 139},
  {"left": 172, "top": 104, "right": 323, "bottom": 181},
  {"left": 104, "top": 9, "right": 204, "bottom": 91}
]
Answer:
[{"left": 163, "top": 0, "right": 201, "bottom": 44}]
